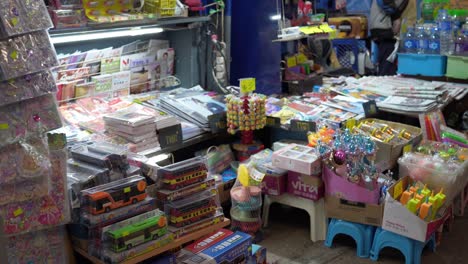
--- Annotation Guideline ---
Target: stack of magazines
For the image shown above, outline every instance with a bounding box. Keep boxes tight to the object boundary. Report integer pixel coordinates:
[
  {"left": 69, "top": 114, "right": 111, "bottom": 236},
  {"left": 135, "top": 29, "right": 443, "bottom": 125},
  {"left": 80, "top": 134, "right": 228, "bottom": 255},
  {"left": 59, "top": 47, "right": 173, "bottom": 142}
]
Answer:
[{"left": 103, "top": 106, "right": 160, "bottom": 152}]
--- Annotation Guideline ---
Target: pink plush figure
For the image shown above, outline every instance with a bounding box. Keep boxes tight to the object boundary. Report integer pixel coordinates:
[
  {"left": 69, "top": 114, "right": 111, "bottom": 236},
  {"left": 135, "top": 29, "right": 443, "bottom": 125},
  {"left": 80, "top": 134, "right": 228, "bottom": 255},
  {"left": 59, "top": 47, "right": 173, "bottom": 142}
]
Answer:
[{"left": 298, "top": 0, "right": 305, "bottom": 18}]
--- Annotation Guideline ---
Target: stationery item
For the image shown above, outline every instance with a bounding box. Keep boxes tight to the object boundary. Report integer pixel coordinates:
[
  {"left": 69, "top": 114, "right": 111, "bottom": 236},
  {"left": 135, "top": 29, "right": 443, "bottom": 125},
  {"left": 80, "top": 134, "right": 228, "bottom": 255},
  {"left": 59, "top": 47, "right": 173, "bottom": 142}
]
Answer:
[
  {"left": 0, "top": 94, "right": 62, "bottom": 146},
  {"left": 0, "top": 31, "right": 58, "bottom": 80},
  {"left": 0, "top": 71, "right": 57, "bottom": 107},
  {"left": 0, "top": 0, "right": 53, "bottom": 38}
]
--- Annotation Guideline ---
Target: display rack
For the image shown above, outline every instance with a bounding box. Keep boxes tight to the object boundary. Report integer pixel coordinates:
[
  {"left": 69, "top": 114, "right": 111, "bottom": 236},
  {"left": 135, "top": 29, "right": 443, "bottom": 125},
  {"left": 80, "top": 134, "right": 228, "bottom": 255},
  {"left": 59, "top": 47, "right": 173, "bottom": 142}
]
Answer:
[{"left": 74, "top": 218, "right": 231, "bottom": 264}]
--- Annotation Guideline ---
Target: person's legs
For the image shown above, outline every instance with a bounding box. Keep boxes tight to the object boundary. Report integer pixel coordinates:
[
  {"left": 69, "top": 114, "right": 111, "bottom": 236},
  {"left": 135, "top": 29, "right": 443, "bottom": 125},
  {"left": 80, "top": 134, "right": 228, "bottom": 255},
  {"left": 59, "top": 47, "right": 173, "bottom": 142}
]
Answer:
[{"left": 376, "top": 39, "right": 397, "bottom": 76}]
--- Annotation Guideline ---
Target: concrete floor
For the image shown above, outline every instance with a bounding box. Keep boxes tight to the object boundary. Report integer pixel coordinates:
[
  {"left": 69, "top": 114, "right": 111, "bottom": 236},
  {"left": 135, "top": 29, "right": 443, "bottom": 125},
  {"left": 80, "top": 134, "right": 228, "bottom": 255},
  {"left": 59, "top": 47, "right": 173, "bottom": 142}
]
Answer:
[{"left": 260, "top": 203, "right": 468, "bottom": 264}]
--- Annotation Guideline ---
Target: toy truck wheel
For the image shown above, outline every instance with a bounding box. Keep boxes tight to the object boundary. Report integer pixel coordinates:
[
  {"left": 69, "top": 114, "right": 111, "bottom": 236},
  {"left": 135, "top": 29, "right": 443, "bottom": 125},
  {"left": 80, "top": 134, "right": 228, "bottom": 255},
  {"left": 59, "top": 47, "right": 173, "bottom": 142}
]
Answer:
[
  {"left": 152, "top": 234, "right": 159, "bottom": 240},
  {"left": 105, "top": 207, "right": 110, "bottom": 213},
  {"left": 132, "top": 198, "right": 138, "bottom": 204},
  {"left": 127, "top": 244, "right": 132, "bottom": 250}
]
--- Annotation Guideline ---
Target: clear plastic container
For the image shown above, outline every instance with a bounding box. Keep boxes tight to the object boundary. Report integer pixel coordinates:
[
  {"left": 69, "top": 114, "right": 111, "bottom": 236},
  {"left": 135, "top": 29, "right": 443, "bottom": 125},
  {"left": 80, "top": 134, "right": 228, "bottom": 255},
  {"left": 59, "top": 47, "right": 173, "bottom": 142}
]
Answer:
[
  {"left": 438, "top": 9, "right": 454, "bottom": 55},
  {"left": 156, "top": 178, "right": 216, "bottom": 202},
  {"left": 81, "top": 176, "right": 148, "bottom": 215},
  {"left": 157, "top": 156, "right": 208, "bottom": 190},
  {"left": 416, "top": 25, "right": 430, "bottom": 54},
  {"left": 403, "top": 26, "right": 418, "bottom": 53},
  {"left": 164, "top": 189, "right": 218, "bottom": 228},
  {"left": 428, "top": 26, "right": 441, "bottom": 54}
]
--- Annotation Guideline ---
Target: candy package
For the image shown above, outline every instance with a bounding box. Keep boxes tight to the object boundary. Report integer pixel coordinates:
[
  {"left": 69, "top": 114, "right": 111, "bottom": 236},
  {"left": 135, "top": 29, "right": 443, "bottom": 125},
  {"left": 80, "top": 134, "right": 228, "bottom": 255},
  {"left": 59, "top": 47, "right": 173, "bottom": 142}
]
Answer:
[
  {"left": 0, "top": 94, "right": 63, "bottom": 147},
  {"left": 0, "top": 31, "right": 58, "bottom": 80},
  {"left": 0, "top": 133, "right": 70, "bottom": 235},
  {"left": 0, "top": 0, "right": 53, "bottom": 38},
  {"left": 0, "top": 71, "right": 57, "bottom": 107}
]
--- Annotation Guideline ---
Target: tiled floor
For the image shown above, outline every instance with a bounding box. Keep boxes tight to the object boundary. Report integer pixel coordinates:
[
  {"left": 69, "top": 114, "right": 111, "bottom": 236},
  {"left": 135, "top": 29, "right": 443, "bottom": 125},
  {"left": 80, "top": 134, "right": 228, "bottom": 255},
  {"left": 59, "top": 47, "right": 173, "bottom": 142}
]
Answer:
[{"left": 260, "top": 203, "right": 468, "bottom": 264}]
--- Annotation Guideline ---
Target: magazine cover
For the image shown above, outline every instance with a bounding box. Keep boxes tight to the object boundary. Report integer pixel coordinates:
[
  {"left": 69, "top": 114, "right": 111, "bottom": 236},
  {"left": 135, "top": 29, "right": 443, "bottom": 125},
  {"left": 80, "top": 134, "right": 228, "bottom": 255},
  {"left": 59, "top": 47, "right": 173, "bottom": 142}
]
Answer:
[
  {"left": 66, "top": 52, "right": 87, "bottom": 70},
  {"left": 333, "top": 87, "right": 386, "bottom": 102},
  {"left": 92, "top": 74, "right": 113, "bottom": 94},
  {"left": 101, "top": 56, "right": 121, "bottom": 74},
  {"left": 157, "top": 48, "right": 175, "bottom": 76},
  {"left": 321, "top": 95, "right": 364, "bottom": 114},
  {"left": 74, "top": 82, "right": 96, "bottom": 98},
  {"left": 112, "top": 71, "right": 131, "bottom": 91},
  {"left": 57, "top": 67, "right": 90, "bottom": 82}
]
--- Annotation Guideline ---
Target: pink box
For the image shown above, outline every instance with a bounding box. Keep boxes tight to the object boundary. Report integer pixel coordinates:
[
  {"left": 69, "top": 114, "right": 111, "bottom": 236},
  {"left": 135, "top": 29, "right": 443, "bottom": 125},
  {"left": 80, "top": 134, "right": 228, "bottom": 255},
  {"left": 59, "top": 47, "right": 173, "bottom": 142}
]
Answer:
[
  {"left": 262, "top": 173, "right": 287, "bottom": 196},
  {"left": 322, "top": 166, "right": 380, "bottom": 205},
  {"left": 272, "top": 144, "right": 321, "bottom": 175},
  {"left": 287, "top": 171, "right": 324, "bottom": 201}
]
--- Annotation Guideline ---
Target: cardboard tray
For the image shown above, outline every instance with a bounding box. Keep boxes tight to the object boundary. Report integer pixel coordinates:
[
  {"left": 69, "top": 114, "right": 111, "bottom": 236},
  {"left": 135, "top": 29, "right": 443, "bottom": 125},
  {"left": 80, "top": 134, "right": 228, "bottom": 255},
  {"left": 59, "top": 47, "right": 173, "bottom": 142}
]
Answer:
[{"left": 325, "top": 195, "right": 384, "bottom": 226}]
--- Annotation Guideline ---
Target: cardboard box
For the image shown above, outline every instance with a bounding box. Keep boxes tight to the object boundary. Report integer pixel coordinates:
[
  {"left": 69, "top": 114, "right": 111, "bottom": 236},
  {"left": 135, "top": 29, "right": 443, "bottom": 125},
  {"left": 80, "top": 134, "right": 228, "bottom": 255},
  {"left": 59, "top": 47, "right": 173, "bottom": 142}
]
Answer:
[
  {"left": 323, "top": 166, "right": 380, "bottom": 204},
  {"left": 287, "top": 171, "right": 324, "bottom": 201},
  {"left": 217, "top": 178, "right": 235, "bottom": 204},
  {"left": 325, "top": 195, "right": 384, "bottom": 226},
  {"left": 272, "top": 144, "right": 321, "bottom": 175},
  {"left": 262, "top": 171, "right": 287, "bottom": 196},
  {"left": 184, "top": 229, "right": 234, "bottom": 254},
  {"left": 182, "top": 231, "right": 252, "bottom": 264},
  {"left": 382, "top": 176, "right": 452, "bottom": 242},
  {"left": 251, "top": 244, "right": 267, "bottom": 264},
  {"left": 359, "top": 119, "right": 422, "bottom": 171}
]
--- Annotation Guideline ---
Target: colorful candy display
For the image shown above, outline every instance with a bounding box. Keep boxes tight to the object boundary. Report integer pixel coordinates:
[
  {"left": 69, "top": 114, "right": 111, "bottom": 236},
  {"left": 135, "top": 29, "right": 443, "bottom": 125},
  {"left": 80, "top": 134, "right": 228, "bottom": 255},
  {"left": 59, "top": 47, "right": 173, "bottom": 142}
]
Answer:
[
  {"left": 398, "top": 183, "right": 446, "bottom": 221},
  {"left": 307, "top": 126, "right": 335, "bottom": 147},
  {"left": 225, "top": 94, "right": 267, "bottom": 135},
  {"left": 354, "top": 120, "right": 413, "bottom": 144}
]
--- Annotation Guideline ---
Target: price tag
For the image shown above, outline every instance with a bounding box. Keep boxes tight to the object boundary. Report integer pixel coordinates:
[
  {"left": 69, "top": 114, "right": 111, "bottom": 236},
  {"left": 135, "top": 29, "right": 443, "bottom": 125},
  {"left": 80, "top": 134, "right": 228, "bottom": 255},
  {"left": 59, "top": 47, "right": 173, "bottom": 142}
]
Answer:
[
  {"left": 403, "top": 144, "right": 412, "bottom": 154},
  {"left": 0, "top": 123, "right": 9, "bottom": 130},
  {"left": 393, "top": 181, "right": 403, "bottom": 199},
  {"left": 13, "top": 208, "right": 23, "bottom": 217},
  {"left": 124, "top": 187, "right": 131, "bottom": 193},
  {"left": 239, "top": 78, "right": 256, "bottom": 94}
]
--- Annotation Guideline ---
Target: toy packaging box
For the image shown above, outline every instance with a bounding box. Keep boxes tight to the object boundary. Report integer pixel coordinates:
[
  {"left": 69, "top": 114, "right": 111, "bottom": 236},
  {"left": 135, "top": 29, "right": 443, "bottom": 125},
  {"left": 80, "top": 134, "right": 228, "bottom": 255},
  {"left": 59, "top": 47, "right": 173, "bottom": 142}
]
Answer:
[
  {"left": 251, "top": 244, "right": 267, "bottom": 264},
  {"left": 287, "top": 171, "right": 324, "bottom": 201},
  {"left": 325, "top": 195, "right": 384, "bottom": 226},
  {"left": 156, "top": 178, "right": 216, "bottom": 203},
  {"left": 182, "top": 228, "right": 234, "bottom": 254},
  {"left": 180, "top": 231, "right": 252, "bottom": 264},
  {"left": 258, "top": 162, "right": 288, "bottom": 196},
  {"left": 382, "top": 176, "right": 452, "bottom": 242},
  {"left": 272, "top": 144, "right": 321, "bottom": 176},
  {"left": 169, "top": 212, "right": 225, "bottom": 239}
]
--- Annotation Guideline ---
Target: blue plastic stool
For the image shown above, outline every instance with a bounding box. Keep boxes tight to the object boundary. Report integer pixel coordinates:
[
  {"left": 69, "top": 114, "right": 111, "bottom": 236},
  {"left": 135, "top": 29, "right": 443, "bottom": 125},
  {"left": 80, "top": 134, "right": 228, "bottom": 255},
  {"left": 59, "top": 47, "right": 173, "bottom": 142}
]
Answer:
[
  {"left": 324, "top": 218, "right": 376, "bottom": 258},
  {"left": 370, "top": 228, "right": 436, "bottom": 264}
]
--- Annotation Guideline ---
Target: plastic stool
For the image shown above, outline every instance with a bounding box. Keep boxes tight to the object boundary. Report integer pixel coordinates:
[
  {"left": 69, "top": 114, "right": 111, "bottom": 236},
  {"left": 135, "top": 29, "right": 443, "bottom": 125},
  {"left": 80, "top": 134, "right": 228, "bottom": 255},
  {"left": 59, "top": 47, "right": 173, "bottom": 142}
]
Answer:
[
  {"left": 370, "top": 228, "right": 436, "bottom": 264},
  {"left": 324, "top": 218, "right": 376, "bottom": 258},
  {"left": 262, "top": 193, "right": 327, "bottom": 242}
]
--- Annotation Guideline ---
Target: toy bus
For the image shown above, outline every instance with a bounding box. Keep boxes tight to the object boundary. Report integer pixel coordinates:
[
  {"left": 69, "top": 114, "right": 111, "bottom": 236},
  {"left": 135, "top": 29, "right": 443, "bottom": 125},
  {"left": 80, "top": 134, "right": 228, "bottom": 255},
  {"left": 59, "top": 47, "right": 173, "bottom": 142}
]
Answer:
[
  {"left": 107, "top": 214, "right": 168, "bottom": 252},
  {"left": 82, "top": 176, "right": 147, "bottom": 215},
  {"left": 170, "top": 197, "right": 217, "bottom": 227},
  {"left": 159, "top": 157, "right": 208, "bottom": 190}
]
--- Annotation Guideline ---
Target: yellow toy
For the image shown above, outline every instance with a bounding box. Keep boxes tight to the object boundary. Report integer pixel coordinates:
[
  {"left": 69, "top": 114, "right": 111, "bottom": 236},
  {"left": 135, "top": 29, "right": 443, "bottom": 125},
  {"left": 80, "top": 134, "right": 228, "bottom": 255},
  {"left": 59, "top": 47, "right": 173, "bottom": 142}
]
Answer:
[{"left": 307, "top": 126, "right": 335, "bottom": 147}]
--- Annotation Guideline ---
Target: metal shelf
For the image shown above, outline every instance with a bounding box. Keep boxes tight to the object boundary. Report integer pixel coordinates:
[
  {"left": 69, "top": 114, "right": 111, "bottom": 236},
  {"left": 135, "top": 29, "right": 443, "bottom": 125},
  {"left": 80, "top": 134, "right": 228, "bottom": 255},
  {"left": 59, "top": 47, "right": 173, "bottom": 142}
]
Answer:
[{"left": 49, "top": 16, "right": 211, "bottom": 36}]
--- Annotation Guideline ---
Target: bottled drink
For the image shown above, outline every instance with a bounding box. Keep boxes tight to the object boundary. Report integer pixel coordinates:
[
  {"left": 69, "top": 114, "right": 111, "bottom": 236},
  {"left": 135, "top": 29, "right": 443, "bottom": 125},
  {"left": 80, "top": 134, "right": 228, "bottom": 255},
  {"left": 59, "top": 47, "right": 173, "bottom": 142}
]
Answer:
[
  {"left": 416, "top": 25, "right": 429, "bottom": 54},
  {"left": 438, "top": 9, "right": 453, "bottom": 55},
  {"left": 454, "top": 21, "right": 468, "bottom": 56},
  {"left": 422, "top": 0, "right": 435, "bottom": 22},
  {"left": 403, "top": 26, "right": 417, "bottom": 53},
  {"left": 428, "top": 26, "right": 441, "bottom": 54}
]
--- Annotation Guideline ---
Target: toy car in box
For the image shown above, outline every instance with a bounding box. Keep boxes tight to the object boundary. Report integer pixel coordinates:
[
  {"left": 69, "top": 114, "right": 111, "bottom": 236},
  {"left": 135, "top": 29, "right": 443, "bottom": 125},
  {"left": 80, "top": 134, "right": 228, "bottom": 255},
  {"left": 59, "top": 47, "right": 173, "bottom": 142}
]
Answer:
[
  {"left": 158, "top": 156, "right": 208, "bottom": 190},
  {"left": 165, "top": 190, "right": 218, "bottom": 228}
]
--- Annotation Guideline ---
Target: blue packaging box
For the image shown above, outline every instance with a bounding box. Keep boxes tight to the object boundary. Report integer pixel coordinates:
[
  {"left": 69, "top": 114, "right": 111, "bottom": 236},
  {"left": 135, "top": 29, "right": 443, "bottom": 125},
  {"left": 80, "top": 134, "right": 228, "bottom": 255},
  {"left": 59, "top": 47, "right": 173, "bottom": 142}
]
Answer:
[
  {"left": 251, "top": 244, "right": 267, "bottom": 264},
  {"left": 183, "top": 231, "right": 252, "bottom": 264}
]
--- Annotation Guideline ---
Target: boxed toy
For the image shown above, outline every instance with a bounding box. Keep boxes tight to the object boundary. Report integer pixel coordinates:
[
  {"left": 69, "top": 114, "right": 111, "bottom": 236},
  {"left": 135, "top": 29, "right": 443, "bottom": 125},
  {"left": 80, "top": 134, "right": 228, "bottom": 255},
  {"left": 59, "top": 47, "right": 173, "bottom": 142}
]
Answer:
[
  {"left": 272, "top": 144, "right": 321, "bottom": 175},
  {"left": 182, "top": 229, "right": 234, "bottom": 254},
  {"left": 258, "top": 163, "right": 288, "bottom": 196},
  {"left": 251, "top": 244, "right": 267, "bottom": 264},
  {"left": 164, "top": 189, "right": 218, "bottom": 228},
  {"left": 325, "top": 195, "right": 384, "bottom": 226},
  {"left": 81, "top": 175, "right": 148, "bottom": 215},
  {"left": 169, "top": 212, "right": 225, "bottom": 239},
  {"left": 156, "top": 178, "right": 216, "bottom": 203},
  {"left": 101, "top": 209, "right": 174, "bottom": 263},
  {"left": 157, "top": 156, "right": 208, "bottom": 190},
  {"left": 287, "top": 171, "right": 324, "bottom": 201},
  {"left": 382, "top": 176, "right": 452, "bottom": 242},
  {"left": 181, "top": 231, "right": 252, "bottom": 264}
]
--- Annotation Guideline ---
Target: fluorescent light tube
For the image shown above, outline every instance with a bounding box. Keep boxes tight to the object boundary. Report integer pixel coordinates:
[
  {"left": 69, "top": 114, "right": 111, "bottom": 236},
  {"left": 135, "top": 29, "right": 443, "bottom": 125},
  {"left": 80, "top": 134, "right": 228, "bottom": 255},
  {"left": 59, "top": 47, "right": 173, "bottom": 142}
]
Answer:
[
  {"left": 51, "top": 27, "right": 164, "bottom": 44},
  {"left": 270, "top": 14, "right": 281, "bottom": 21}
]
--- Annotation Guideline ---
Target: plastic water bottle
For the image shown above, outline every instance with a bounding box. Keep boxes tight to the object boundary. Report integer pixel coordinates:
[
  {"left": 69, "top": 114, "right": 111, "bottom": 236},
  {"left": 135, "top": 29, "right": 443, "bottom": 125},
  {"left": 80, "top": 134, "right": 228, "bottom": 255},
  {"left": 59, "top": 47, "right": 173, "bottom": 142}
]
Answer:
[
  {"left": 454, "top": 21, "right": 468, "bottom": 56},
  {"left": 428, "top": 26, "right": 441, "bottom": 54},
  {"left": 416, "top": 25, "right": 429, "bottom": 54},
  {"left": 403, "top": 27, "right": 417, "bottom": 53},
  {"left": 438, "top": 9, "right": 453, "bottom": 55}
]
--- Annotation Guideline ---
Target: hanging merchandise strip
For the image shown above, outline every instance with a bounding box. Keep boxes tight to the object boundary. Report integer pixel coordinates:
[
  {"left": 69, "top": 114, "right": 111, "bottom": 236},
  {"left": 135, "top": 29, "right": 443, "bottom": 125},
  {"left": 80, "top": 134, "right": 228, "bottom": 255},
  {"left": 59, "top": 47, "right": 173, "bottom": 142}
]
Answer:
[{"left": 0, "top": 31, "right": 58, "bottom": 80}]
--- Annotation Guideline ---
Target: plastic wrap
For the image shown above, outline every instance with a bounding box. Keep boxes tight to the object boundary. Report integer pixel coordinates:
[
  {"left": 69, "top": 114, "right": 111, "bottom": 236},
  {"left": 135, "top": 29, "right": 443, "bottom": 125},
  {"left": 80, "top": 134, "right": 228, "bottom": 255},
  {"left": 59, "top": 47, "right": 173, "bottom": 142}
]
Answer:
[
  {"left": 0, "top": 31, "right": 58, "bottom": 80},
  {"left": 49, "top": 9, "right": 87, "bottom": 29},
  {"left": 0, "top": 94, "right": 62, "bottom": 147},
  {"left": 6, "top": 225, "right": 68, "bottom": 263},
  {"left": 157, "top": 156, "right": 208, "bottom": 190},
  {"left": 81, "top": 175, "right": 148, "bottom": 215},
  {"left": 164, "top": 189, "right": 219, "bottom": 228},
  {"left": 0, "top": 133, "right": 70, "bottom": 236},
  {"left": 100, "top": 209, "right": 174, "bottom": 263},
  {"left": 0, "top": 136, "right": 51, "bottom": 206},
  {"left": 156, "top": 178, "right": 216, "bottom": 203},
  {"left": 0, "top": 71, "right": 57, "bottom": 107},
  {"left": 70, "top": 142, "right": 129, "bottom": 173},
  {"left": 169, "top": 211, "right": 224, "bottom": 239},
  {"left": 0, "top": 0, "right": 53, "bottom": 38}
]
